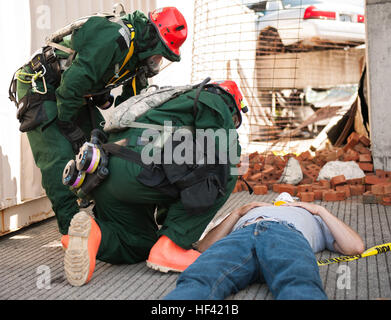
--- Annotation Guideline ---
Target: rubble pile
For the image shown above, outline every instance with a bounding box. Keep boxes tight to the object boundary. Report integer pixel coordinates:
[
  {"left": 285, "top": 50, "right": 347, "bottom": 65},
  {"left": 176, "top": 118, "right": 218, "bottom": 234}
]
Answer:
[{"left": 234, "top": 132, "right": 391, "bottom": 205}]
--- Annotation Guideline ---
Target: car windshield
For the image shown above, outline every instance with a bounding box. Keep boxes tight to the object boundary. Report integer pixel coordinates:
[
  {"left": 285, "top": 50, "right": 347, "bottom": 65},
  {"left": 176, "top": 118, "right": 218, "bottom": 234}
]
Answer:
[
  {"left": 282, "top": 0, "right": 322, "bottom": 8},
  {"left": 282, "top": 0, "right": 364, "bottom": 8},
  {"left": 241, "top": 1, "right": 266, "bottom": 12},
  {"left": 242, "top": 0, "right": 364, "bottom": 12},
  {"left": 242, "top": 1, "right": 325, "bottom": 12}
]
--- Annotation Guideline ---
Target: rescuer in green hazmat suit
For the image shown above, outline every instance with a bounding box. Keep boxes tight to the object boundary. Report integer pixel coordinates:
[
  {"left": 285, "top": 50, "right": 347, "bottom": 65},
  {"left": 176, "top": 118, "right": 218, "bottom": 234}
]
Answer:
[
  {"left": 10, "top": 7, "right": 188, "bottom": 236},
  {"left": 62, "top": 79, "right": 249, "bottom": 287}
]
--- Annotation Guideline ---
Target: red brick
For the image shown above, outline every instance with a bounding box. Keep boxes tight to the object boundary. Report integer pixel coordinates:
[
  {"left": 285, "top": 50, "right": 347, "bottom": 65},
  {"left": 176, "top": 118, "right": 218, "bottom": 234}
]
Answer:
[
  {"left": 350, "top": 184, "right": 365, "bottom": 196},
  {"left": 304, "top": 168, "right": 316, "bottom": 177},
  {"left": 347, "top": 178, "right": 364, "bottom": 185},
  {"left": 336, "top": 148, "right": 344, "bottom": 159},
  {"left": 319, "top": 180, "right": 331, "bottom": 189},
  {"left": 343, "top": 133, "right": 359, "bottom": 151},
  {"left": 326, "top": 152, "right": 339, "bottom": 162},
  {"left": 307, "top": 163, "right": 321, "bottom": 171},
  {"left": 375, "top": 170, "right": 387, "bottom": 179},
  {"left": 297, "top": 151, "right": 312, "bottom": 161},
  {"left": 249, "top": 173, "right": 263, "bottom": 181},
  {"left": 297, "top": 184, "right": 313, "bottom": 193},
  {"left": 297, "top": 192, "right": 315, "bottom": 202},
  {"left": 242, "top": 169, "right": 252, "bottom": 180},
  {"left": 359, "top": 135, "right": 370, "bottom": 147},
  {"left": 278, "top": 184, "right": 297, "bottom": 196},
  {"left": 261, "top": 166, "right": 275, "bottom": 180},
  {"left": 372, "top": 184, "right": 385, "bottom": 195},
  {"left": 354, "top": 143, "right": 371, "bottom": 154},
  {"left": 314, "top": 189, "right": 324, "bottom": 200},
  {"left": 383, "top": 183, "right": 391, "bottom": 194},
  {"left": 265, "top": 180, "right": 278, "bottom": 190},
  {"left": 347, "top": 132, "right": 360, "bottom": 144},
  {"left": 359, "top": 154, "right": 372, "bottom": 162},
  {"left": 312, "top": 184, "right": 328, "bottom": 191},
  {"left": 253, "top": 163, "right": 262, "bottom": 171},
  {"left": 265, "top": 155, "right": 275, "bottom": 165},
  {"left": 358, "top": 162, "right": 374, "bottom": 172},
  {"left": 323, "top": 190, "right": 346, "bottom": 201},
  {"left": 313, "top": 157, "right": 327, "bottom": 167},
  {"left": 335, "top": 191, "right": 347, "bottom": 201},
  {"left": 273, "top": 169, "right": 284, "bottom": 182},
  {"left": 300, "top": 177, "right": 314, "bottom": 185},
  {"left": 263, "top": 164, "right": 274, "bottom": 172},
  {"left": 233, "top": 181, "right": 244, "bottom": 193},
  {"left": 364, "top": 175, "right": 385, "bottom": 185},
  {"left": 253, "top": 185, "right": 268, "bottom": 195},
  {"left": 336, "top": 185, "right": 351, "bottom": 198},
  {"left": 343, "top": 149, "right": 360, "bottom": 162},
  {"left": 249, "top": 151, "right": 259, "bottom": 160},
  {"left": 322, "top": 190, "right": 335, "bottom": 201},
  {"left": 330, "top": 175, "right": 346, "bottom": 187},
  {"left": 249, "top": 155, "right": 262, "bottom": 166},
  {"left": 273, "top": 184, "right": 282, "bottom": 193},
  {"left": 274, "top": 156, "right": 286, "bottom": 170}
]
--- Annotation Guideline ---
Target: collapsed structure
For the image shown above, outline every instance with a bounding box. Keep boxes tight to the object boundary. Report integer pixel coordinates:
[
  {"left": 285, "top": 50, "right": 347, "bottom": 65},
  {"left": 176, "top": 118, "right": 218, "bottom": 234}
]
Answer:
[{"left": 235, "top": 131, "right": 391, "bottom": 206}]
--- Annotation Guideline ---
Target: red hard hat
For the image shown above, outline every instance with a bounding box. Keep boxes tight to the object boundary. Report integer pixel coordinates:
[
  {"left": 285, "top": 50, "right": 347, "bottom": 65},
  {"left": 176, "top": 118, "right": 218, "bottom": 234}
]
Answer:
[
  {"left": 149, "top": 7, "right": 188, "bottom": 58},
  {"left": 213, "top": 80, "right": 248, "bottom": 128}
]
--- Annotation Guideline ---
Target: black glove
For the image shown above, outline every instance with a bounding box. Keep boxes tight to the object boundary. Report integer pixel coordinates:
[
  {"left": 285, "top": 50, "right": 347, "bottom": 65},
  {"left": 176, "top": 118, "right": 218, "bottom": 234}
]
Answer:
[
  {"left": 57, "top": 119, "right": 87, "bottom": 154},
  {"left": 91, "top": 92, "right": 114, "bottom": 110}
]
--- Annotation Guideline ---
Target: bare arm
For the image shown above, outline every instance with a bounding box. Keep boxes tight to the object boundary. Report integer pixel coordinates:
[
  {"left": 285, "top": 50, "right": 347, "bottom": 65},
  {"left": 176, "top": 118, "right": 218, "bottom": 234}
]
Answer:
[
  {"left": 282, "top": 202, "right": 365, "bottom": 255},
  {"left": 197, "top": 202, "right": 272, "bottom": 252}
]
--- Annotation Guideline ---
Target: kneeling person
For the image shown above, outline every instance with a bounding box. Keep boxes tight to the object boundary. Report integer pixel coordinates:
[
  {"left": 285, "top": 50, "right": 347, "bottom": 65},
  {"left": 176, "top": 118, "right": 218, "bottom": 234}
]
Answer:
[{"left": 62, "top": 80, "right": 248, "bottom": 286}]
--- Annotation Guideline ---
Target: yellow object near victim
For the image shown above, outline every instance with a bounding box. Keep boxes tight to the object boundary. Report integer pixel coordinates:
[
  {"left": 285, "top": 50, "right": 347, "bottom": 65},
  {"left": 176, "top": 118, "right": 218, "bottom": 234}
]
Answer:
[
  {"left": 274, "top": 201, "right": 287, "bottom": 206},
  {"left": 317, "top": 242, "right": 391, "bottom": 266}
]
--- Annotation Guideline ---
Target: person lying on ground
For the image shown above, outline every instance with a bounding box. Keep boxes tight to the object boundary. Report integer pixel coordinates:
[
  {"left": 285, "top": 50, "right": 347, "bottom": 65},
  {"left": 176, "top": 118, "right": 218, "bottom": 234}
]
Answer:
[{"left": 164, "top": 193, "right": 365, "bottom": 300}]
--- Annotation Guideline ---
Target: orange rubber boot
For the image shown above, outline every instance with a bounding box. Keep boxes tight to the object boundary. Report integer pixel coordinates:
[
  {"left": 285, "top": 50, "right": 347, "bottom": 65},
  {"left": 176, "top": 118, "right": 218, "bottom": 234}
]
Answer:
[
  {"left": 64, "top": 211, "right": 101, "bottom": 286},
  {"left": 146, "top": 235, "right": 201, "bottom": 273},
  {"left": 61, "top": 235, "right": 69, "bottom": 249}
]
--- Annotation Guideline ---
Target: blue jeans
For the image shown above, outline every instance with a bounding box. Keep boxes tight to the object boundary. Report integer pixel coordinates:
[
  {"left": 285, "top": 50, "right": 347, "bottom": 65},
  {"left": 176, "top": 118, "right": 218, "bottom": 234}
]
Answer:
[{"left": 164, "top": 220, "right": 327, "bottom": 300}]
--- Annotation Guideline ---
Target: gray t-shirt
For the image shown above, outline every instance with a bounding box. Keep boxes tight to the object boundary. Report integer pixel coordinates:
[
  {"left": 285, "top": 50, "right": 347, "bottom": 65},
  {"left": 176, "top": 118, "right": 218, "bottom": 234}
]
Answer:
[{"left": 232, "top": 206, "right": 336, "bottom": 253}]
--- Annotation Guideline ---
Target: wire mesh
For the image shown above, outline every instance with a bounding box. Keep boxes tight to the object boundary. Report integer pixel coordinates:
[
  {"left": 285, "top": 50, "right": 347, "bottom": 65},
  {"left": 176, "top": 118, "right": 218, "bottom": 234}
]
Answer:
[{"left": 191, "top": 0, "right": 366, "bottom": 150}]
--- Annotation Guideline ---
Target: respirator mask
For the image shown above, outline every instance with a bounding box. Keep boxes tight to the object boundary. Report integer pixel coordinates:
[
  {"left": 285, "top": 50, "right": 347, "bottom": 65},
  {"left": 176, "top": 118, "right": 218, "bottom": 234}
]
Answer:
[{"left": 143, "top": 55, "right": 163, "bottom": 78}]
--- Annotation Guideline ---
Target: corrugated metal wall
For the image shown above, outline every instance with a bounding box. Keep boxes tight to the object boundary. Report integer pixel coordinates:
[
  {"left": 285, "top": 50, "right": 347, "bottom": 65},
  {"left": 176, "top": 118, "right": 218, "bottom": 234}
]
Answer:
[{"left": 30, "top": 0, "right": 157, "bottom": 53}]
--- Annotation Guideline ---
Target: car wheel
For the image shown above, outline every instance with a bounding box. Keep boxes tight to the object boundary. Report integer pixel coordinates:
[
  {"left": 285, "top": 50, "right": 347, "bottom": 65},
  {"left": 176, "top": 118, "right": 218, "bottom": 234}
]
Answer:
[{"left": 257, "top": 27, "right": 285, "bottom": 55}]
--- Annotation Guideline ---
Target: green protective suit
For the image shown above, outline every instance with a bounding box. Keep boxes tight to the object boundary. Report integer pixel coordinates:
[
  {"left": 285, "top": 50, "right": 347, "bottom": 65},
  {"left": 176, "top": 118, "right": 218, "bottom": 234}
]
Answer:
[
  {"left": 15, "top": 11, "right": 178, "bottom": 235},
  {"left": 90, "top": 87, "right": 241, "bottom": 265}
]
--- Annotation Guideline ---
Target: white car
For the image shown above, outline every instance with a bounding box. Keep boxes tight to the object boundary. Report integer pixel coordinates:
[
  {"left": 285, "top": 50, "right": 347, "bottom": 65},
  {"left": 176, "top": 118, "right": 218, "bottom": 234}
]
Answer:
[{"left": 242, "top": 0, "right": 365, "bottom": 52}]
